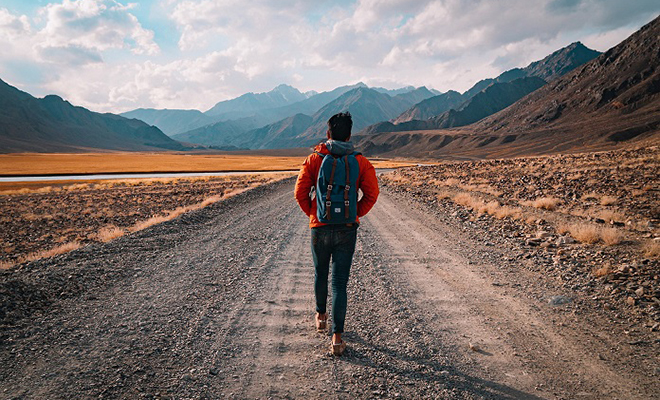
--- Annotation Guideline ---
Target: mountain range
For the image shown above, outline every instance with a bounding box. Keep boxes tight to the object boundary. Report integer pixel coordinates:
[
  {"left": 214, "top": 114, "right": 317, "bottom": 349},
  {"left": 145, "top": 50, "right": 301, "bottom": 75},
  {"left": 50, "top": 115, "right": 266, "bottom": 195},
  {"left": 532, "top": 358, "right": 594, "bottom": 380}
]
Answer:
[
  {"left": 356, "top": 15, "right": 660, "bottom": 158},
  {"left": 121, "top": 83, "right": 370, "bottom": 136},
  {"left": 168, "top": 84, "right": 438, "bottom": 149},
  {"left": 167, "top": 40, "right": 602, "bottom": 150},
  {"left": 360, "top": 41, "right": 601, "bottom": 135}
]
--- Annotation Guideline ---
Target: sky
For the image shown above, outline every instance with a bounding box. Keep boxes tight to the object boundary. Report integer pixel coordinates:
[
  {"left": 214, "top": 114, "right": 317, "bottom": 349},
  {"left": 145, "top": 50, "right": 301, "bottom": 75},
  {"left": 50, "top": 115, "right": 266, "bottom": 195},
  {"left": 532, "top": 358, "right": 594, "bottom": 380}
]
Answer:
[{"left": 0, "top": 0, "right": 658, "bottom": 114}]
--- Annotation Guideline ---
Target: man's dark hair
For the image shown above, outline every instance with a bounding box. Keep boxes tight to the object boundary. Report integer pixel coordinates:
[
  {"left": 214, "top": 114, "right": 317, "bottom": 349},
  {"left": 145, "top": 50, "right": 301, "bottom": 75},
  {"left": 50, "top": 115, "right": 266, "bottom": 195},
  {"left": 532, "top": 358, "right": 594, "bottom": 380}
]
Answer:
[{"left": 327, "top": 112, "right": 353, "bottom": 141}]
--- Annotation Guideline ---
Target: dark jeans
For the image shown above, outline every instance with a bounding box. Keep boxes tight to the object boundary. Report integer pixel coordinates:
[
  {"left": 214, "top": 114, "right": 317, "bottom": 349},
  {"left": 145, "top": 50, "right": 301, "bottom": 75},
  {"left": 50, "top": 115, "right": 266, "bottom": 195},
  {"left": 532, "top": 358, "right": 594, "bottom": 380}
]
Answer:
[{"left": 311, "top": 224, "right": 358, "bottom": 334}]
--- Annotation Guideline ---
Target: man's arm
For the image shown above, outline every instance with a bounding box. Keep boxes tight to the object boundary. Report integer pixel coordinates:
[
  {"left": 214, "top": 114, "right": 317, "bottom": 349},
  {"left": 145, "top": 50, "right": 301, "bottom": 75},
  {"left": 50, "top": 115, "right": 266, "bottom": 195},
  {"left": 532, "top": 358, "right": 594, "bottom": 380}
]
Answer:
[
  {"left": 294, "top": 155, "right": 315, "bottom": 216},
  {"left": 357, "top": 157, "right": 379, "bottom": 218}
]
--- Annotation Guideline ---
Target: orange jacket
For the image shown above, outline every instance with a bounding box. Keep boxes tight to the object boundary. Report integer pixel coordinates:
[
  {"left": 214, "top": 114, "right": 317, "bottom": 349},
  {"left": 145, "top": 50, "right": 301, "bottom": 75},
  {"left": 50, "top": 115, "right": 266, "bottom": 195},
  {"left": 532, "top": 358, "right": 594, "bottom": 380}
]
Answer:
[{"left": 295, "top": 142, "right": 379, "bottom": 228}]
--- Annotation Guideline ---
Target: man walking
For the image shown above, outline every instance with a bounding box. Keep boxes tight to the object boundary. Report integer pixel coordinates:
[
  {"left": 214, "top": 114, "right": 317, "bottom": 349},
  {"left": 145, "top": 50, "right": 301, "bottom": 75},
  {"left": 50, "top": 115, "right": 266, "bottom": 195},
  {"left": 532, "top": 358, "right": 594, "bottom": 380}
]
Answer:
[{"left": 294, "top": 112, "right": 379, "bottom": 356}]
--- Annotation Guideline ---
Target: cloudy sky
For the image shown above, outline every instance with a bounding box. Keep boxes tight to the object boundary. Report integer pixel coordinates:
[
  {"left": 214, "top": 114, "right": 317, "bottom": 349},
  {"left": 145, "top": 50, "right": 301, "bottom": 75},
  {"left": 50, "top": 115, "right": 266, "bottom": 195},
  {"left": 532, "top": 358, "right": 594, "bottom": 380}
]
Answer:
[{"left": 0, "top": 0, "right": 658, "bottom": 113}]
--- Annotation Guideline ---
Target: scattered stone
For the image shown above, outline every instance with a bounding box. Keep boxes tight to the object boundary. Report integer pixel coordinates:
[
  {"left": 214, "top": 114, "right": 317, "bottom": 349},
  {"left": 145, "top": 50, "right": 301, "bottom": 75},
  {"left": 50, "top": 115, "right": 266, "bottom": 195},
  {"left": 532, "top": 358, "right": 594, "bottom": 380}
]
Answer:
[
  {"left": 468, "top": 342, "right": 480, "bottom": 352},
  {"left": 526, "top": 239, "right": 543, "bottom": 247},
  {"left": 549, "top": 295, "right": 572, "bottom": 306},
  {"left": 626, "top": 297, "right": 636, "bottom": 306},
  {"left": 556, "top": 236, "right": 576, "bottom": 245}
]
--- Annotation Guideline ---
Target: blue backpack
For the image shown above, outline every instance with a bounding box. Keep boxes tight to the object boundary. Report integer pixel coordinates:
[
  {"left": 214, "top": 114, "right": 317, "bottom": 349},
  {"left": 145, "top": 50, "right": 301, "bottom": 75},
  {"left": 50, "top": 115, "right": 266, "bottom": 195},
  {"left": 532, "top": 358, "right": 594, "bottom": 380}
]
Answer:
[{"left": 316, "top": 151, "right": 361, "bottom": 224}]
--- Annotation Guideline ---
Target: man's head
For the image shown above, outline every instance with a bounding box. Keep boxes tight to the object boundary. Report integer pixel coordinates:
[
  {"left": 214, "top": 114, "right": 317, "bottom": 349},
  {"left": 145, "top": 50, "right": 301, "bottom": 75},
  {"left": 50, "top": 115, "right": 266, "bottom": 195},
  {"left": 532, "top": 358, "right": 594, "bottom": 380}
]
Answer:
[{"left": 327, "top": 112, "right": 352, "bottom": 142}]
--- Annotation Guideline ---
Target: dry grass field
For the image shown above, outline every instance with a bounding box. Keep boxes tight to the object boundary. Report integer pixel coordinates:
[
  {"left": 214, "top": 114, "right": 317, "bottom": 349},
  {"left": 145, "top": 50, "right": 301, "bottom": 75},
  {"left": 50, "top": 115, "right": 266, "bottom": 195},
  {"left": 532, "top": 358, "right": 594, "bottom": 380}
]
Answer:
[
  {"left": 0, "top": 152, "right": 414, "bottom": 176},
  {"left": 383, "top": 146, "right": 659, "bottom": 247},
  {"left": 0, "top": 173, "right": 294, "bottom": 269}
]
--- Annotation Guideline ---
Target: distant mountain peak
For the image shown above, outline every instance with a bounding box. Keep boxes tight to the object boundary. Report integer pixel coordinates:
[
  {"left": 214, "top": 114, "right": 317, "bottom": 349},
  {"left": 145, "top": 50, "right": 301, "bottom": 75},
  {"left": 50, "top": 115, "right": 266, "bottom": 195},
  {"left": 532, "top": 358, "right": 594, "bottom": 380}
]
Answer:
[
  {"left": 272, "top": 83, "right": 300, "bottom": 93},
  {"left": 42, "top": 94, "right": 64, "bottom": 101},
  {"left": 522, "top": 41, "right": 601, "bottom": 82},
  {"left": 567, "top": 41, "right": 587, "bottom": 49},
  {"left": 205, "top": 83, "right": 307, "bottom": 117}
]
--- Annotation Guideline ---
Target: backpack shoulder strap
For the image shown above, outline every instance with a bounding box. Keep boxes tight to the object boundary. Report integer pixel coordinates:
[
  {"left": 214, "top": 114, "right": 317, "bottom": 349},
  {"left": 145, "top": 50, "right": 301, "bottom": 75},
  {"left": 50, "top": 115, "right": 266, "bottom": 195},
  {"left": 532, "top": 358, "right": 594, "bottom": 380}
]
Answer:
[{"left": 344, "top": 156, "right": 351, "bottom": 219}]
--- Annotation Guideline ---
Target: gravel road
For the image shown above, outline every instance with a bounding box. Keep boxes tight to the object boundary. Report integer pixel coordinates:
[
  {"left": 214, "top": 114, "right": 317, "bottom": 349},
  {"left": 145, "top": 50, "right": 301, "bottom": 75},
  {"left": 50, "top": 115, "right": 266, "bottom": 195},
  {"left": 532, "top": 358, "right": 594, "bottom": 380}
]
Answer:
[{"left": 1, "top": 178, "right": 657, "bottom": 399}]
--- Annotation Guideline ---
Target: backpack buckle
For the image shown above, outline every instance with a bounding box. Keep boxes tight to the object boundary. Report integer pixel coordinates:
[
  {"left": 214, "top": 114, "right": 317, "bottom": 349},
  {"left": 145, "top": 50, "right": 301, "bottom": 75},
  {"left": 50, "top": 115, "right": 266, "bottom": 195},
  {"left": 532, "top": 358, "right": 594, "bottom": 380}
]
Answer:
[
  {"left": 345, "top": 185, "right": 350, "bottom": 190},
  {"left": 326, "top": 201, "right": 331, "bottom": 208},
  {"left": 344, "top": 200, "right": 350, "bottom": 207},
  {"left": 327, "top": 184, "right": 333, "bottom": 190}
]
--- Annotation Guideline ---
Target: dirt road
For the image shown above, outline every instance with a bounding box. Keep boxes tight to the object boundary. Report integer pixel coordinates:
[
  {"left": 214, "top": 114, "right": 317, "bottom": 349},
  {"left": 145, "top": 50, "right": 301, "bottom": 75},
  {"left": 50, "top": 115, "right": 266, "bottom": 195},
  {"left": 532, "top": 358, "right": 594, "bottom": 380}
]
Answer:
[{"left": 1, "top": 178, "right": 657, "bottom": 399}]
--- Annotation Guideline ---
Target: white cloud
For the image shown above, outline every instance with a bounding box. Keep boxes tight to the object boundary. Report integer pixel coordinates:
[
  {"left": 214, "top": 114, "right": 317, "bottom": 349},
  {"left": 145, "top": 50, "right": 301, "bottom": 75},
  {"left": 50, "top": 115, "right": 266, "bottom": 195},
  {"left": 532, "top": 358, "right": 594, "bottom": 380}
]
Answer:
[
  {"left": 0, "top": 0, "right": 158, "bottom": 75},
  {"left": 171, "top": 0, "right": 309, "bottom": 50},
  {"left": 0, "top": 8, "right": 31, "bottom": 38},
  {"left": 0, "top": 0, "right": 160, "bottom": 104},
  {"left": 1, "top": 0, "right": 658, "bottom": 113},
  {"left": 37, "top": 0, "right": 159, "bottom": 58}
]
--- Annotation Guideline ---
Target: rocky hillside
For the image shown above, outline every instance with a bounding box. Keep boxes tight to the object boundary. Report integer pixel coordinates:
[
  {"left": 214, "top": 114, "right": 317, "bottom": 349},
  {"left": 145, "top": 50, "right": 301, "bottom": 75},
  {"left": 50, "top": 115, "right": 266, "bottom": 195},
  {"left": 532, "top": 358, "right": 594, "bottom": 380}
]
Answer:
[
  {"left": 357, "top": 15, "right": 660, "bottom": 158},
  {"left": 429, "top": 77, "right": 547, "bottom": 129},
  {"left": 524, "top": 41, "right": 602, "bottom": 81},
  {"left": 0, "top": 79, "right": 183, "bottom": 153}
]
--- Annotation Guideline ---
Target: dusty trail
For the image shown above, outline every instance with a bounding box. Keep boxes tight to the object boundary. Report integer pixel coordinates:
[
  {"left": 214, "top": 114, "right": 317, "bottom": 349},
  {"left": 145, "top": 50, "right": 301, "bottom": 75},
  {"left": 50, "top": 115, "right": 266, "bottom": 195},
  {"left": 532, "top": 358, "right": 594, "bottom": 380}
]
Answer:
[{"left": 0, "top": 179, "right": 656, "bottom": 399}]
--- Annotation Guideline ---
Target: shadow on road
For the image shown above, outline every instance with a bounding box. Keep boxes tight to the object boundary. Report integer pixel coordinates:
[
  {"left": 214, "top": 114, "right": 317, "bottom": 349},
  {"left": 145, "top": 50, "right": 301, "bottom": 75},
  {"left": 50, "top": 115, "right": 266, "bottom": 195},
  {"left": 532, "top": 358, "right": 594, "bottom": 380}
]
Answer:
[{"left": 341, "top": 332, "right": 546, "bottom": 400}]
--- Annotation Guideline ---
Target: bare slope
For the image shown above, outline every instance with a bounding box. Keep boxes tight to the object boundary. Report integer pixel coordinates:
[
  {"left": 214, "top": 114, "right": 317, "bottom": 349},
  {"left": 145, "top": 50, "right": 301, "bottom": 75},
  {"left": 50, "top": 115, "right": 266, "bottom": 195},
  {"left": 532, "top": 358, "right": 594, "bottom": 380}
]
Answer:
[{"left": 0, "top": 79, "right": 182, "bottom": 153}]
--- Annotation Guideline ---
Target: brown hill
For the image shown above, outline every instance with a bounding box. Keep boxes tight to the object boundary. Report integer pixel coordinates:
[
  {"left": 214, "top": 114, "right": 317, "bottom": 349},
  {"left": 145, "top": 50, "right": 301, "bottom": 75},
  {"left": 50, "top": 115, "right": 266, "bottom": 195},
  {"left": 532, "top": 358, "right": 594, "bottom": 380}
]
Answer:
[
  {"left": 0, "top": 79, "right": 183, "bottom": 153},
  {"left": 357, "top": 15, "right": 660, "bottom": 158}
]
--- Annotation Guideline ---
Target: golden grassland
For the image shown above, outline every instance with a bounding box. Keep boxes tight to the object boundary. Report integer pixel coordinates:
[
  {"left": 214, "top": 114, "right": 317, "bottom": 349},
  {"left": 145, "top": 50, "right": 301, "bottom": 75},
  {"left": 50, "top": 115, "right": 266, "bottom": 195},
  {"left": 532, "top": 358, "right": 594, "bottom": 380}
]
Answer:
[
  {"left": 0, "top": 152, "right": 416, "bottom": 176},
  {"left": 0, "top": 173, "right": 294, "bottom": 269}
]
